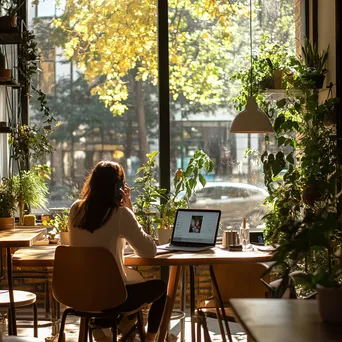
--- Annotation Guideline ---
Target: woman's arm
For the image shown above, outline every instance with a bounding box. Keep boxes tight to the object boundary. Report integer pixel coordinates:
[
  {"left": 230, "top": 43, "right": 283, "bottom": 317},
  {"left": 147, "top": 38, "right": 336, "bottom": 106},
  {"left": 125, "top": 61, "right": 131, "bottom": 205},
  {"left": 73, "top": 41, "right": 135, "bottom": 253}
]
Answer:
[{"left": 119, "top": 207, "right": 156, "bottom": 258}]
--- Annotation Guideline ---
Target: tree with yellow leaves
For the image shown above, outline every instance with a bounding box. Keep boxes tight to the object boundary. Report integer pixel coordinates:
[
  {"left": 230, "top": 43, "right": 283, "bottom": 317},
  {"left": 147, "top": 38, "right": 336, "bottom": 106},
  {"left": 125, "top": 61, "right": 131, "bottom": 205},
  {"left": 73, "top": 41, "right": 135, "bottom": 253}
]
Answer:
[
  {"left": 53, "top": 0, "right": 251, "bottom": 162},
  {"left": 53, "top": 0, "right": 294, "bottom": 163}
]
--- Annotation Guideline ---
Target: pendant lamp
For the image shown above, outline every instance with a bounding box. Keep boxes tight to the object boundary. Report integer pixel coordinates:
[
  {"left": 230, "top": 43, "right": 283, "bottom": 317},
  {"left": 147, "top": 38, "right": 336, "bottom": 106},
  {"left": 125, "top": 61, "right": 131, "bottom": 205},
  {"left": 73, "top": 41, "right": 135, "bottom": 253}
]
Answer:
[{"left": 230, "top": 0, "right": 273, "bottom": 134}]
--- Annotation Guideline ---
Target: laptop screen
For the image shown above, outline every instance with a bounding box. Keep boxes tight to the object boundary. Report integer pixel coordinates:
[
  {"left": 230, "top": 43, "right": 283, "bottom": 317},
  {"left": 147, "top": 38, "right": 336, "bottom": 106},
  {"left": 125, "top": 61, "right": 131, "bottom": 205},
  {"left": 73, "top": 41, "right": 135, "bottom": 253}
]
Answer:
[{"left": 171, "top": 209, "right": 221, "bottom": 246}]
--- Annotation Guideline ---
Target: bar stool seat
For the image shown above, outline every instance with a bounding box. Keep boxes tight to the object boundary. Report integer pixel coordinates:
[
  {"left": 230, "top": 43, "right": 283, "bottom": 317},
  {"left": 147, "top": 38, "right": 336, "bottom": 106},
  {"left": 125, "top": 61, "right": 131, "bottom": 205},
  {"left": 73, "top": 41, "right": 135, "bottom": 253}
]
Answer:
[
  {"left": 0, "top": 290, "right": 38, "bottom": 337},
  {"left": 0, "top": 291, "right": 36, "bottom": 307}
]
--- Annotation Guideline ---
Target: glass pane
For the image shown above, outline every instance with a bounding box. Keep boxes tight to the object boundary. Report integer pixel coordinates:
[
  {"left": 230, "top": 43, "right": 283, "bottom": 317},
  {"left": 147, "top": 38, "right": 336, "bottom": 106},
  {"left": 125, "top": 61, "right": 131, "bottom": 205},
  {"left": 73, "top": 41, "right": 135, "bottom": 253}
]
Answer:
[
  {"left": 29, "top": 0, "right": 159, "bottom": 211},
  {"left": 169, "top": 0, "right": 296, "bottom": 231}
]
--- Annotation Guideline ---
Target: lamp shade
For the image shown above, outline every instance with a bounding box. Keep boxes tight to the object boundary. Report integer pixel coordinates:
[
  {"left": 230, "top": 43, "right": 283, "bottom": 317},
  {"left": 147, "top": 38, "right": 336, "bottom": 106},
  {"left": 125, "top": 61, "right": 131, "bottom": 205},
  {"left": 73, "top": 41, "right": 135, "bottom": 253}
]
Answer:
[{"left": 230, "top": 96, "right": 274, "bottom": 133}]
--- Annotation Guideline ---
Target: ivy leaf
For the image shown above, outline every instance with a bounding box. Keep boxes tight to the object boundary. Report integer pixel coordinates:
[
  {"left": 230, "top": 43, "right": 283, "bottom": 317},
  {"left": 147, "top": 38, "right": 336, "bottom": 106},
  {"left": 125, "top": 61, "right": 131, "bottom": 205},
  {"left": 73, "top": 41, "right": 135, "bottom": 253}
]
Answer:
[{"left": 274, "top": 114, "right": 285, "bottom": 132}]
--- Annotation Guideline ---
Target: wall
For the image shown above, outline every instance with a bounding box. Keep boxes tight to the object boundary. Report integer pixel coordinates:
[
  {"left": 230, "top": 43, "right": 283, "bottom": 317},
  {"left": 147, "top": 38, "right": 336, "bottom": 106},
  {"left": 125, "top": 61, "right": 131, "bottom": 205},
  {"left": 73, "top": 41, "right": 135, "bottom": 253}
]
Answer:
[{"left": 316, "top": 0, "right": 336, "bottom": 91}]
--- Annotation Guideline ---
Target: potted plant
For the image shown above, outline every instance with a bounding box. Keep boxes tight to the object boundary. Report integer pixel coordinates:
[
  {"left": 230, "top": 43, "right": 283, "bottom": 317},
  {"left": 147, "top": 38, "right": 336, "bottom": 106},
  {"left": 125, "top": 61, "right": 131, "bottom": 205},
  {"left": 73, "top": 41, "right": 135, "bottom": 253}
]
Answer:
[
  {"left": 12, "top": 165, "right": 50, "bottom": 226},
  {"left": 23, "top": 213, "right": 36, "bottom": 226},
  {"left": 133, "top": 150, "right": 214, "bottom": 242},
  {"left": 0, "top": 0, "right": 24, "bottom": 32},
  {"left": 299, "top": 36, "right": 329, "bottom": 89},
  {"left": 43, "top": 208, "right": 69, "bottom": 245},
  {"left": 264, "top": 208, "right": 342, "bottom": 322},
  {"left": 231, "top": 35, "right": 294, "bottom": 95},
  {"left": 0, "top": 177, "right": 16, "bottom": 229}
]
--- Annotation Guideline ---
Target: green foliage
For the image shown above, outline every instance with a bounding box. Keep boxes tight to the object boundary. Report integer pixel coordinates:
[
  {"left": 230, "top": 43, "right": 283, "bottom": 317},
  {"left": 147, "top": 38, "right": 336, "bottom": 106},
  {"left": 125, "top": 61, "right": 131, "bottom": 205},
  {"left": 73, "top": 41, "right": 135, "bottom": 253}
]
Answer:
[
  {"left": 133, "top": 152, "right": 168, "bottom": 235},
  {"left": 43, "top": 208, "right": 69, "bottom": 233},
  {"left": 133, "top": 150, "right": 214, "bottom": 235},
  {"left": 301, "top": 36, "right": 329, "bottom": 75},
  {"left": 159, "top": 149, "right": 214, "bottom": 229},
  {"left": 0, "top": 178, "right": 16, "bottom": 218},
  {"left": 233, "top": 36, "right": 340, "bottom": 295},
  {"left": 11, "top": 165, "right": 50, "bottom": 210},
  {"left": 9, "top": 124, "right": 54, "bottom": 172},
  {"left": 231, "top": 34, "right": 295, "bottom": 109},
  {"left": 0, "top": 0, "right": 24, "bottom": 16}
]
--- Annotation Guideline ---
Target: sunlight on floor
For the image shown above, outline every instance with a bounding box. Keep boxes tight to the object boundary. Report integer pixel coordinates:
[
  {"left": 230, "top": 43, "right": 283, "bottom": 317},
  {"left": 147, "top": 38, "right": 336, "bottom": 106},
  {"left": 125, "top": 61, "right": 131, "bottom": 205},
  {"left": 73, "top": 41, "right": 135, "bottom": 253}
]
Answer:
[{"left": 12, "top": 311, "right": 247, "bottom": 342}]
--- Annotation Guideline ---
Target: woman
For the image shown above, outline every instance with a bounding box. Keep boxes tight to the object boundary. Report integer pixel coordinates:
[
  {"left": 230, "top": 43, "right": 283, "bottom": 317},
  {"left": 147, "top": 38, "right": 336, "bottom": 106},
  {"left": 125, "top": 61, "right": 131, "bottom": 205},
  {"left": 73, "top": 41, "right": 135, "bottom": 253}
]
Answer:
[{"left": 68, "top": 161, "right": 166, "bottom": 342}]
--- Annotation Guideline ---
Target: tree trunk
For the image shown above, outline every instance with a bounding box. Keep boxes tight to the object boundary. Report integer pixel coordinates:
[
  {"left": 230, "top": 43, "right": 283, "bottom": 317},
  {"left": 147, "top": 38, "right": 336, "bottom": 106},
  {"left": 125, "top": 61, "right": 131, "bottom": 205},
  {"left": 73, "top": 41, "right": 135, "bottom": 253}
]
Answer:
[{"left": 135, "top": 80, "right": 149, "bottom": 165}]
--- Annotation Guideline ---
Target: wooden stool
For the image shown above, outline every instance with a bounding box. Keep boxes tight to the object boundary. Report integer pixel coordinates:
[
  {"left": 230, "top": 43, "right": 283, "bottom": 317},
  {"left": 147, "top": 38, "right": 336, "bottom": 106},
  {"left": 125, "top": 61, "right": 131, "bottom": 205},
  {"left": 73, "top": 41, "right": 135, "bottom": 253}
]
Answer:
[{"left": 0, "top": 290, "right": 38, "bottom": 337}]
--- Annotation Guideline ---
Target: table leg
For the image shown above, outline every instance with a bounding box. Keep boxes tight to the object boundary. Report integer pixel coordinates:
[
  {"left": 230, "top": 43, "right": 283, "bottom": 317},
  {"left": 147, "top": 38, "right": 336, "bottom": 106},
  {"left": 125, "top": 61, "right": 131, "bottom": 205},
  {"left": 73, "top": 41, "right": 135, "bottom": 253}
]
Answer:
[
  {"left": 189, "top": 266, "right": 196, "bottom": 342},
  {"left": 157, "top": 266, "right": 181, "bottom": 342},
  {"left": 209, "top": 265, "right": 233, "bottom": 342},
  {"left": 7, "top": 247, "right": 17, "bottom": 335},
  {"left": 180, "top": 268, "right": 186, "bottom": 342}
]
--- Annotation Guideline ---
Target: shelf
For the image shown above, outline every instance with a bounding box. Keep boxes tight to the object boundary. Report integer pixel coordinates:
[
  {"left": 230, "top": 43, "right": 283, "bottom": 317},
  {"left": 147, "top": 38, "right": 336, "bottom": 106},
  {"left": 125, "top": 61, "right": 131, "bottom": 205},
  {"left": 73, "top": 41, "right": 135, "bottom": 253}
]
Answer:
[
  {"left": 0, "top": 79, "right": 20, "bottom": 88},
  {"left": 0, "top": 126, "right": 11, "bottom": 133},
  {"left": 264, "top": 88, "right": 330, "bottom": 101},
  {"left": 0, "top": 31, "right": 21, "bottom": 44}
]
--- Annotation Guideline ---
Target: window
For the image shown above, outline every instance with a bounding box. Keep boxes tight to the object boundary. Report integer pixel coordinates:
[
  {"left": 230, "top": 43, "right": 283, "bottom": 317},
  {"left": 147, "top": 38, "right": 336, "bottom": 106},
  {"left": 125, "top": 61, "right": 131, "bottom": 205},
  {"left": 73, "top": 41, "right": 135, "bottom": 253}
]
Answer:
[{"left": 29, "top": 0, "right": 297, "bottom": 227}]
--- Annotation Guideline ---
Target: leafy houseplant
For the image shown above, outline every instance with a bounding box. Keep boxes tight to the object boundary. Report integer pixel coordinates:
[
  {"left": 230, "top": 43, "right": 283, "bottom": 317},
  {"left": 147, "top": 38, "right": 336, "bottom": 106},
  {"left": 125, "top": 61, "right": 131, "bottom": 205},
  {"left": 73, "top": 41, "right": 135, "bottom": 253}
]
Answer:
[
  {"left": 0, "top": 0, "right": 24, "bottom": 32},
  {"left": 133, "top": 150, "right": 214, "bottom": 237},
  {"left": 232, "top": 35, "right": 341, "bottom": 317},
  {"left": 43, "top": 209, "right": 69, "bottom": 244},
  {"left": 299, "top": 36, "right": 329, "bottom": 89},
  {"left": 12, "top": 165, "right": 50, "bottom": 225},
  {"left": 0, "top": 177, "right": 16, "bottom": 229}
]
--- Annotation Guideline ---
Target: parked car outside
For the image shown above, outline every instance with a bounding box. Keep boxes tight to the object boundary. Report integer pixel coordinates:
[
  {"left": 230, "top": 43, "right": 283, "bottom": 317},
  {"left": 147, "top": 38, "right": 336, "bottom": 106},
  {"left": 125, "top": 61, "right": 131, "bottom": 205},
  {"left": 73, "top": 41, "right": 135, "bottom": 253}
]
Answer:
[{"left": 188, "top": 181, "right": 268, "bottom": 229}]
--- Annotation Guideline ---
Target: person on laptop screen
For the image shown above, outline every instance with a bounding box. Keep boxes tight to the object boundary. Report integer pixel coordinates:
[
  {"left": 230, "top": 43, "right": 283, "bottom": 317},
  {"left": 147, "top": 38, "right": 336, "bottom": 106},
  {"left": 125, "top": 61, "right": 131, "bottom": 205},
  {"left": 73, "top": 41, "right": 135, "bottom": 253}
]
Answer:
[
  {"left": 189, "top": 216, "right": 203, "bottom": 233},
  {"left": 68, "top": 161, "right": 166, "bottom": 342}
]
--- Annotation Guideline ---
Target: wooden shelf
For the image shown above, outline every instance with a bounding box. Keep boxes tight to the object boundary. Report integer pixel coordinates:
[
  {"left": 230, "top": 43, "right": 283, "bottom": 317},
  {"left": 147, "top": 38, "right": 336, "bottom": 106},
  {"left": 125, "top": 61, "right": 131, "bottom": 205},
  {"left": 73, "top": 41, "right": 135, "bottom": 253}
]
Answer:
[
  {"left": 0, "top": 30, "right": 21, "bottom": 44},
  {"left": 0, "top": 79, "right": 20, "bottom": 88},
  {"left": 0, "top": 126, "right": 11, "bottom": 133}
]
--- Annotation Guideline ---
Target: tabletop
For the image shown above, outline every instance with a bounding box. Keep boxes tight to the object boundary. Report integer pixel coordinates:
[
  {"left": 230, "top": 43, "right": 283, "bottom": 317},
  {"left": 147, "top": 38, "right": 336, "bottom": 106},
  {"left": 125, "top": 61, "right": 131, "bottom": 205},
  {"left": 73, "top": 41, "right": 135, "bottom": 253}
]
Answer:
[
  {"left": 0, "top": 228, "right": 47, "bottom": 248},
  {"left": 229, "top": 298, "right": 342, "bottom": 342},
  {"left": 12, "top": 245, "right": 272, "bottom": 267},
  {"left": 125, "top": 247, "right": 273, "bottom": 266}
]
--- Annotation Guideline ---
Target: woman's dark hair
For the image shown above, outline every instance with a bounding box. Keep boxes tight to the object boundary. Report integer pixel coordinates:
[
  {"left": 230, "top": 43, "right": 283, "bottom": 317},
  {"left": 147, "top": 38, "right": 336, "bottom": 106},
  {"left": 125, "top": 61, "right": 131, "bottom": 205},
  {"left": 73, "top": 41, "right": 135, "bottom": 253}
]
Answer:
[{"left": 73, "top": 161, "right": 126, "bottom": 233}]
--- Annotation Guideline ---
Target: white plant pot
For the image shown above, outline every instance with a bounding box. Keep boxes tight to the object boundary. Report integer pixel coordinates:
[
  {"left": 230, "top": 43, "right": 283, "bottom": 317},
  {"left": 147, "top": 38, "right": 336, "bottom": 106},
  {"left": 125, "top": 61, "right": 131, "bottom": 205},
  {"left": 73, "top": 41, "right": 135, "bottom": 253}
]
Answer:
[
  {"left": 59, "top": 231, "right": 70, "bottom": 245},
  {"left": 157, "top": 228, "right": 173, "bottom": 245},
  {"left": 317, "top": 285, "right": 342, "bottom": 323}
]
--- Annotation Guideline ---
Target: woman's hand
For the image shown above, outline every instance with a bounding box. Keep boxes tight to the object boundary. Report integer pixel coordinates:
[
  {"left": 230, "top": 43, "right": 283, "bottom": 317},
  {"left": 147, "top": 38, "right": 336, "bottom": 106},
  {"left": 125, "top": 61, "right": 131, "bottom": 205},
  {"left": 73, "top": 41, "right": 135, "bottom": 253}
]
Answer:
[{"left": 121, "top": 184, "right": 133, "bottom": 211}]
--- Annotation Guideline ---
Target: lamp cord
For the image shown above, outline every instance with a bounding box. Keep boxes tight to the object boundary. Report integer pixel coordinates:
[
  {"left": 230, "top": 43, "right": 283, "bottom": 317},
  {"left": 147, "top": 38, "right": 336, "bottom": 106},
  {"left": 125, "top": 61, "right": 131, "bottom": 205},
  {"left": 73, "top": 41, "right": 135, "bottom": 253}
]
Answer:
[{"left": 249, "top": 0, "right": 253, "bottom": 97}]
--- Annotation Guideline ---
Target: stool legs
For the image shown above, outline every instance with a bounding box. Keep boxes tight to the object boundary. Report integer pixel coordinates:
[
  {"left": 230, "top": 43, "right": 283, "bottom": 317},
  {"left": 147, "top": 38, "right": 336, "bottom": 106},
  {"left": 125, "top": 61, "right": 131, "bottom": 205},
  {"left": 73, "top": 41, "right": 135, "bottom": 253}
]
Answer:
[{"left": 33, "top": 303, "right": 38, "bottom": 337}]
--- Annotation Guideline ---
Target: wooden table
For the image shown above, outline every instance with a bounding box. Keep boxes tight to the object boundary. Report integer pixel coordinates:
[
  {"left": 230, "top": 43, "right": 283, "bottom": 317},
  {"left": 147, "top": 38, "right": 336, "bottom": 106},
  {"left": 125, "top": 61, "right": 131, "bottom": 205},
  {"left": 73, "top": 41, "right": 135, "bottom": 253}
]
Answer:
[
  {"left": 0, "top": 228, "right": 46, "bottom": 335},
  {"left": 229, "top": 298, "right": 342, "bottom": 342},
  {"left": 12, "top": 246, "right": 272, "bottom": 342}
]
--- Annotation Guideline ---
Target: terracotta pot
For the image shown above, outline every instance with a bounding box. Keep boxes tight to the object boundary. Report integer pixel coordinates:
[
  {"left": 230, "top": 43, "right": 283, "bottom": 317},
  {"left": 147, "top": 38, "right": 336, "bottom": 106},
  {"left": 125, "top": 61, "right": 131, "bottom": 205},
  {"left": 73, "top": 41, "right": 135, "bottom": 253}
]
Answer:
[
  {"left": 273, "top": 70, "right": 285, "bottom": 89},
  {"left": 59, "top": 231, "right": 70, "bottom": 245},
  {"left": 0, "top": 217, "right": 15, "bottom": 230},
  {"left": 317, "top": 285, "right": 342, "bottom": 323},
  {"left": 157, "top": 228, "right": 173, "bottom": 245}
]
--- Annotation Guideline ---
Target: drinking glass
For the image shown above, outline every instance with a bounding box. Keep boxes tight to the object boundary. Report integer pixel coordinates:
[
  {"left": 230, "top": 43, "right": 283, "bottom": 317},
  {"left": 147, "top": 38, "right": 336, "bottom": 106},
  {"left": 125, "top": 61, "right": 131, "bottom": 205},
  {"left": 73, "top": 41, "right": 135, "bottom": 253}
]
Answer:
[{"left": 240, "top": 228, "right": 250, "bottom": 251}]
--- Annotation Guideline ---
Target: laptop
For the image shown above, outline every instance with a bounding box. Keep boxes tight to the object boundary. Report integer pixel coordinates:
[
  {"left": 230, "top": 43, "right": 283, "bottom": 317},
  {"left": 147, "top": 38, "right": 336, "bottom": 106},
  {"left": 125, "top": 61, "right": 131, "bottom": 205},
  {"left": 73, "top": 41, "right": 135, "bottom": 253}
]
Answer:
[{"left": 158, "top": 209, "right": 221, "bottom": 252}]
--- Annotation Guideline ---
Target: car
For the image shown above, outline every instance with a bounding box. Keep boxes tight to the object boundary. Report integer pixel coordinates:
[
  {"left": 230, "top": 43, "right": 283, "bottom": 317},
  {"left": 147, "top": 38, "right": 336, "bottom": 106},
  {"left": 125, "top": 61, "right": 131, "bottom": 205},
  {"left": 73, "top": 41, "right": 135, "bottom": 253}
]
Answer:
[{"left": 188, "top": 181, "right": 268, "bottom": 229}]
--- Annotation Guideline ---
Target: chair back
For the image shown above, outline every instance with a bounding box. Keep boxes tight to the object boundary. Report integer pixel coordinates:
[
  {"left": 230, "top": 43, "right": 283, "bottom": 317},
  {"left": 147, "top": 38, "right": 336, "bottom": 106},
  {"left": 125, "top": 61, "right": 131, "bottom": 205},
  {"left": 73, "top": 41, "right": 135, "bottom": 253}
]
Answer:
[
  {"left": 52, "top": 246, "right": 127, "bottom": 312},
  {"left": 213, "top": 263, "right": 270, "bottom": 303}
]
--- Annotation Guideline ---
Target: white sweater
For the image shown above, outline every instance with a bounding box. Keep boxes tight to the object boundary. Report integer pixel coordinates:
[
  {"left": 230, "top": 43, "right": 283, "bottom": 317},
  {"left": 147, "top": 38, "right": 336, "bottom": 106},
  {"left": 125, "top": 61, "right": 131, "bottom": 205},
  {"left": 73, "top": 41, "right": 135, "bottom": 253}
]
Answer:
[{"left": 68, "top": 200, "right": 156, "bottom": 284}]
